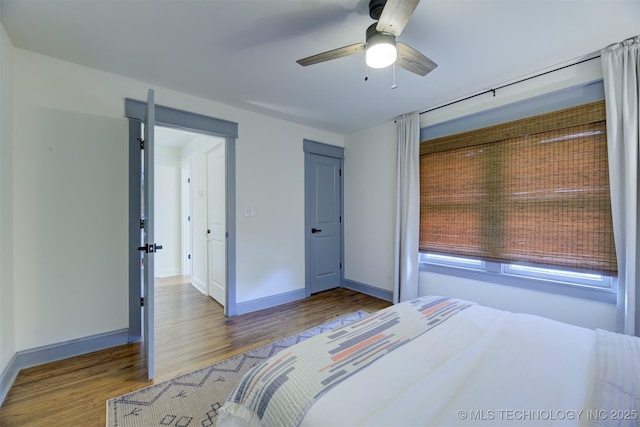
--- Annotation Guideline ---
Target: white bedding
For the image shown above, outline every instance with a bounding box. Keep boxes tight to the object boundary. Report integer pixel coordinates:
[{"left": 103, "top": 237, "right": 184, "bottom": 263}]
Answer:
[
  {"left": 219, "top": 301, "right": 640, "bottom": 427},
  {"left": 300, "top": 304, "right": 596, "bottom": 426}
]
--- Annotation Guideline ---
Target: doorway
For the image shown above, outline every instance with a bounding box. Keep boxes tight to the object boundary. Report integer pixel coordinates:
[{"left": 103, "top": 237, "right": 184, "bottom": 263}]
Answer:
[
  {"left": 125, "top": 97, "right": 238, "bottom": 354},
  {"left": 155, "top": 127, "right": 227, "bottom": 309},
  {"left": 154, "top": 126, "right": 193, "bottom": 280}
]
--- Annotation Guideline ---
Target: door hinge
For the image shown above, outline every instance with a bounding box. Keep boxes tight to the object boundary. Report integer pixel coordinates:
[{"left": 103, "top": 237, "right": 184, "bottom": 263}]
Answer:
[
  {"left": 187, "top": 216, "right": 191, "bottom": 222},
  {"left": 339, "top": 169, "right": 342, "bottom": 176},
  {"left": 188, "top": 254, "right": 191, "bottom": 260},
  {"left": 138, "top": 138, "right": 144, "bottom": 150},
  {"left": 140, "top": 297, "right": 145, "bottom": 307},
  {"left": 340, "top": 262, "right": 342, "bottom": 269},
  {"left": 140, "top": 218, "right": 145, "bottom": 229},
  {"left": 187, "top": 177, "right": 191, "bottom": 183}
]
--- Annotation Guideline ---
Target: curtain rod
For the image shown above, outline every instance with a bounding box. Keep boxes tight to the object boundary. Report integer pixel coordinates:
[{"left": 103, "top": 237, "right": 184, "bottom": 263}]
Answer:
[{"left": 419, "top": 55, "right": 601, "bottom": 115}]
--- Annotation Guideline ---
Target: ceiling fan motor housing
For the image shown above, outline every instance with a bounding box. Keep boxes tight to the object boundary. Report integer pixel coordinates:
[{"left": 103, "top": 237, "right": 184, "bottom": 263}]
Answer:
[
  {"left": 365, "top": 23, "right": 397, "bottom": 68},
  {"left": 369, "top": 0, "right": 387, "bottom": 20},
  {"left": 365, "top": 23, "right": 396, "bottom": 47}
]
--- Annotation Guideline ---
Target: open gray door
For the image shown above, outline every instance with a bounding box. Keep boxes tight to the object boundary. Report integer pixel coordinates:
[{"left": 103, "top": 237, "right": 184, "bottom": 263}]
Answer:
[{"left": 140, "top": 89, "right": 161, "bottom": 380}]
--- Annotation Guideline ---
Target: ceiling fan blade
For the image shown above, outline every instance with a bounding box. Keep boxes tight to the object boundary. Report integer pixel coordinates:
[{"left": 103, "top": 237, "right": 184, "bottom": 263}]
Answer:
[
  {"left": 396, "top": 42, "right": 437, "bottom": 76},
  {"left": 376, "top": 0, "right": 420, "bottom": 36},
  {"left": 297, "top": 43, "right": 365, "bottom": 66}
]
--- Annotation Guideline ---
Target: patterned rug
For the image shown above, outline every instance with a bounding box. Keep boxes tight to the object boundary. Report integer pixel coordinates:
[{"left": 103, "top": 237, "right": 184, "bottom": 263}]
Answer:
[{"left": 105, "top": 311, "right": 368, "bottom": 427}]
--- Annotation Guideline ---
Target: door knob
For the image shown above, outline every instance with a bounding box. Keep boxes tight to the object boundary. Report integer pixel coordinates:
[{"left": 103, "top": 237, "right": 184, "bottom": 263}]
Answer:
[
  {"left": 137, "top": 243, "right": 163, "bottom": 253},
  {"left": 311, "top": 228, "right": 322, "bottom": 233}
]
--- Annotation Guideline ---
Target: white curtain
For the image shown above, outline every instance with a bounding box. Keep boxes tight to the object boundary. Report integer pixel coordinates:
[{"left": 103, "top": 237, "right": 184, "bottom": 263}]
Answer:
[
  {"left": 601, "top": 35, "right": 640, "bottom": 336},
  {"left": 393, "top": 112, "right": 420, "bottom": 303}
]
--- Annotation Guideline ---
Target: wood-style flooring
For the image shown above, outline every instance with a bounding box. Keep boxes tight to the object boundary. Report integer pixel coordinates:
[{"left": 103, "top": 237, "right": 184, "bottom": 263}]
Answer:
[{"left": 0, "top": 277, "right": 391, "bottom": 426}]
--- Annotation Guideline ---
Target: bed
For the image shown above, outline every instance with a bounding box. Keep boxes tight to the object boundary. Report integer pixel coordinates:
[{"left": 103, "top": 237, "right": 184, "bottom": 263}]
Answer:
[{"left": 217, "top": 296, "right": 640, "bottom": 426}]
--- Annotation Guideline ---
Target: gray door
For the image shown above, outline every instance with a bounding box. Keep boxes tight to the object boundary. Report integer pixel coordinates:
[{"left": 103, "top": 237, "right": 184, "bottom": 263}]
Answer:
[
  {"left": 141, "top": 89, "right": 159, "bottom": 380},
  {"left": 306, "top": 152, "right": 342, "bottom": 294}
]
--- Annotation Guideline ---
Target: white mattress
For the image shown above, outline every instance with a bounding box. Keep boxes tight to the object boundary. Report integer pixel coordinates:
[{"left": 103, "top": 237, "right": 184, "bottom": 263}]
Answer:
[{"left": 299, "top": 304, "right": 596, "bottom": 426}]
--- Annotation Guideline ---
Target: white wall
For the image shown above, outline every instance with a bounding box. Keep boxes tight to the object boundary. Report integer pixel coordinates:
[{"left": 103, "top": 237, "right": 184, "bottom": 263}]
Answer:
[
  {"left": 419, "top": 55, "right": 605, "bottom": 129},
  {"left": 0, "top": 19, "right": 15, "bottom": 381},
  {"left": 11, "top": 47, "right": 344, "bottom": 352},
  {"left": 344, "top": 121, "right": 396, "bottom": 293},
  {"left": 12, "top": 54, "right": 129, "bottom": 351},
  {"left": 422, "top": 273, "right": 616, "bottom": 331},
  {"left": 154, "top": 146, "right": 183, "bottom": 278},
  {"left": 344, "top": 57, "right": 617, "bottom": 331},
  {"left": 234, "top": 113, "right": 343, "bottom": 303}
]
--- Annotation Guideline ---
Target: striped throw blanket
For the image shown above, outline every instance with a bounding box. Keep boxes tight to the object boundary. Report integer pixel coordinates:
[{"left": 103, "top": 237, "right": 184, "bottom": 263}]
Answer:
[{"left": 218, "top": 296, "right": 474, "bottom": 427}]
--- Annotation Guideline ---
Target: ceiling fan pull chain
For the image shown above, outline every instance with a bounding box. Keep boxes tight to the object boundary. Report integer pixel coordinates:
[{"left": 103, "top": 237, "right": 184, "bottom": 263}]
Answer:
[
  {"left": 391, "top": 64, "right": 398, "bottom": 89},
  {"left": 364, "top": 61, "right": 369, "bottom": 81}
]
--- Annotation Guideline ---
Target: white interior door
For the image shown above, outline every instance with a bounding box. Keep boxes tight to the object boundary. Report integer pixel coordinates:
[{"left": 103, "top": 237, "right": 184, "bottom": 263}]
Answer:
[
  {"left": 182, "top": 165, "right": 192, "bottom": 276},
  {"left": 207, "top": 142, "right": 226, "bottom": 307}
]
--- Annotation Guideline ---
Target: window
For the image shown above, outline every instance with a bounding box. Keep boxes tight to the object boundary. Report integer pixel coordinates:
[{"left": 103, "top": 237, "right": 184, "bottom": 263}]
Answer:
[
  {"left": 502, "top": 263, "right": 610, "bottom": 287},
  {"left": 423, "top": 253, "right": 484, "bottom": 268},
  {"left": 419, "top": 100, "right": 617, "bottom": 299},
  {"left": 419, "top": 252, "right": 615, "bottom": 302}
]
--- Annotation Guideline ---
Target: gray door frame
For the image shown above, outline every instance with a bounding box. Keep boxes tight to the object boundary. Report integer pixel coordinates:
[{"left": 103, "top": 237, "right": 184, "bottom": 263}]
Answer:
[
  {"left": 303, "top": 139, "right": 345, "bottom": 296},
  {"left": 125, "top": 98, "right": 239, "bottom": 342}
]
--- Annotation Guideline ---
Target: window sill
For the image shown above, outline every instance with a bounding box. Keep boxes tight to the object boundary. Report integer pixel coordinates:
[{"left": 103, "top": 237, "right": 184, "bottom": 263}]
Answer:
[{"left": 419, "top": 262, "right": 617, "bottom": 304}]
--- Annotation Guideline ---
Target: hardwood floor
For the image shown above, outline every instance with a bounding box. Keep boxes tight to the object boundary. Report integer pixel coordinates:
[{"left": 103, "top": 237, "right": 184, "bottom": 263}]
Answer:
[{"left": 0, "top": 278, "right": 391, "bottom": 426}]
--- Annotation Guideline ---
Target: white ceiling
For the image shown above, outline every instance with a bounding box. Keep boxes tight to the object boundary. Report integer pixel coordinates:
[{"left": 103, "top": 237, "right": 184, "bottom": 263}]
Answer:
[
  {"left": 1, "top": 0, "right": 638, "bottom": 134},
  {"left": 155, "top": 126, "right": 198, "bottom": 148}
]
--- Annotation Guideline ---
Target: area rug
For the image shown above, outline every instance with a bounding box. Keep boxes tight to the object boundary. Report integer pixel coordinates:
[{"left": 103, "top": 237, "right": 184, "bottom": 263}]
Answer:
[{"left": 106, "top": 311, "right": 368, "bottom": 427}]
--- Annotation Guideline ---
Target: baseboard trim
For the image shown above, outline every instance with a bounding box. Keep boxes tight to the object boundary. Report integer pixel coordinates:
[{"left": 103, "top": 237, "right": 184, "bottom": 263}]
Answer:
[
  {"left": 191, "top": 276, "right": 207, "bottom": 295},
  {"left": 0, "top": 328, "right": 129, "bottom": 406},
  {"left": 0, "top": 353, "right": 19, "bottom": 406},
  {"left": 16, "top": 328, "right": 130, "bottom": 370},
  {"left": 343, "top": 279, "right": 393, "bottom": 302},
  {"left": 156, "top": 268, "right": 182, "bottom": 278},
  {"left": 236, "top": 289, "right": 306, "bottom": 315}
]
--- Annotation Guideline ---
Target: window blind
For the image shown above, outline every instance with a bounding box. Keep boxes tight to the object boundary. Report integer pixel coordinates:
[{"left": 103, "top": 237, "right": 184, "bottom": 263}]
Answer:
[{"left": 419, "top": 100, "right": 617, "bottom": 275}]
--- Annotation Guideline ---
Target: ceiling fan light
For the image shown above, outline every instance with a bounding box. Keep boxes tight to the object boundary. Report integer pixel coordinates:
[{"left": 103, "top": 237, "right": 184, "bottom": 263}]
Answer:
[{"left": 365, "top": 32, "right": 397, "bottom": 69}]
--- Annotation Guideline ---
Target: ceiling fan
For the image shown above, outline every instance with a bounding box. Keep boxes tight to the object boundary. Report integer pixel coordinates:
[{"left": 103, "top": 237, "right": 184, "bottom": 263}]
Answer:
[{"left": 296, "top": 0, "right": 437, "bottom": 77}]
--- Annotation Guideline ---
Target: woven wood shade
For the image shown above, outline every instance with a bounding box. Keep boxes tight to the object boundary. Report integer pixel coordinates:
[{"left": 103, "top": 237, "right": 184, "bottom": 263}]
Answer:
[{"left": 420, "top": 100, "right": 617, "bottom": 275}]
